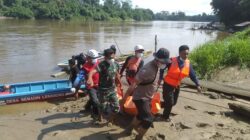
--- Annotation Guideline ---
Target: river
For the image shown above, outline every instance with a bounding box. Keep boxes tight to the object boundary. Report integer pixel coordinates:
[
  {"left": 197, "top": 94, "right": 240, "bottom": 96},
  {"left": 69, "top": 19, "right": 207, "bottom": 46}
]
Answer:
[{"left": 0, "top": 20, "right": 228, "bottom": 84}]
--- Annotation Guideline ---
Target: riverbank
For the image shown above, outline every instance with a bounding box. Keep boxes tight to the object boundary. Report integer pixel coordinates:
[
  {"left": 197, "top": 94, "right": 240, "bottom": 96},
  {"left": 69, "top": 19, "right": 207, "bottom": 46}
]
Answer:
[
  {"left": 211, "top": 66, "right": 250, "bottom": 90},
  {"left": 189, "top": 28, "right": 250, "bottom": 80},
  {"left": 0, "top": 20, "right": 248, "bottom": 139},
  {"left": 0, "top": 86, "right": 249, "bottom": 140},
  {"left": 0, "top": 16, "right": 13, "bottom": 19},
  {"left": 0, "top": 63, "right": 249, "bottom": 140}
]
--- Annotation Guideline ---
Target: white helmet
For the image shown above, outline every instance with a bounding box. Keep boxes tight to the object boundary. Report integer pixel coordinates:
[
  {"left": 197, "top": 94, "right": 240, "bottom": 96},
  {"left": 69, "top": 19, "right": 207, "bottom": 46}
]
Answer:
[
  {"left": 86, "top": 49, "right": 99, "bottom": 58},
  {"left": 134, "top": 45, "right": 144, "bottom": 51}
]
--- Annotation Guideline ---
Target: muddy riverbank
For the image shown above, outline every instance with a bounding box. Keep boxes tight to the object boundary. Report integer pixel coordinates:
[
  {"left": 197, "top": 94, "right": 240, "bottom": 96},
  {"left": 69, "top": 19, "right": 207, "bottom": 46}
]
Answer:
[{"left": 0, "top": 86, "right": 249, "bottom": 140}]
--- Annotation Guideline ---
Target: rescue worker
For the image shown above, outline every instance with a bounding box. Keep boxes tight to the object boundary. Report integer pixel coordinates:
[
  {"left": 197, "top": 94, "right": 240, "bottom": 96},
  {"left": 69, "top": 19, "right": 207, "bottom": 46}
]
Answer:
[
  {"left": 74, "top": 53, "right": 86, "bottom": 70},
  {"left": 110, "top": 45, "right": 117, "bottom": 55},
  {"left": 68, "top": 57, "right": 79, "bottom": 85},
  {"left": 82, "top": 49, "right": 100, "bottom": 118},
  {"left": 158, "top": 45, "right": 202, "bottom": 121},
  {"left": 122, "top": 48, "right": 171, "bottom": 140},
  {"left": 87, "top": 48, "right": 121, "bottom": 124},
  {"left": 69, "top": 57, "right": 82, "bottom": 99},
  {"left": 120, "top": 45, "right": 144, "bottom": 85}
]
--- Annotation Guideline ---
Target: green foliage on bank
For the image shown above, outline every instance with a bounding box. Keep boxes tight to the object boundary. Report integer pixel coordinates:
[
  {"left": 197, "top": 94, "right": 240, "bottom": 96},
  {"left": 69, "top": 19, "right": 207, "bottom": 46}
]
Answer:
[
  {"left": 0, "top": 0, "right": 154, "bottom": 21},
  {"left": 189, "top": 28, "right": 250, "bottom": 79},
  {"left": 0, "top": 0, "right": 216, "bottom": 21},
  {"left": 154, "top": 11, "right": 218, "bottom": 22}
]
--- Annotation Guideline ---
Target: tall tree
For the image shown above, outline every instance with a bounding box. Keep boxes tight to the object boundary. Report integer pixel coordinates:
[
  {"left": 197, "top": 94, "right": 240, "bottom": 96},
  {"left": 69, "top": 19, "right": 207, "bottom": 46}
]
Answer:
[
  {"left": 0, "top": 0, "right": 4, "bottom": 8},
  {"left": 121, "top": 0, "right": 132, "bottom": 19},
  {"left": 103, "top": 0, "right": 121, "bottom": 17},
  {"left": 121, "top": 0, "right": 132, "bottom": 11},
  {"left": 239, "top": 0, "right": 250, "bottom": 20},
  {"left": 211, "top": 0, "right": 250, "bottom": 26},
  {"left": 82, "top": 0, "right": 99, "bottom": 6}
]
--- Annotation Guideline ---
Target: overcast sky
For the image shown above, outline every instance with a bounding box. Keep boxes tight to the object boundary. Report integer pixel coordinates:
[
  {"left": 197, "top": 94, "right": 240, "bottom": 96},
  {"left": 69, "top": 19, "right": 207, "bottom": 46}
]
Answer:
[{"left": 132, "top": 0, "right": 213, "bottom": 15}]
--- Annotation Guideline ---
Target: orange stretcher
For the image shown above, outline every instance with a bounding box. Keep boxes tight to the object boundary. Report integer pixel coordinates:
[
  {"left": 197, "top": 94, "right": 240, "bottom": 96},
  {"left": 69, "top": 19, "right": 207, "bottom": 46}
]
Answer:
[{"left": 123, "top": 92, "right": 161, "bottom": 116}]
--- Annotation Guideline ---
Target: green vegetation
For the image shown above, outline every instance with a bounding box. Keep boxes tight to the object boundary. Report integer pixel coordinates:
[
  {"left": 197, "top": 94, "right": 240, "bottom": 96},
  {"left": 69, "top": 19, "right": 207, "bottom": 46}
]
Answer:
[
  {"left": 0, "top": 0, "right": 154, "bottom": 21},
  {"left": 211, "top": 0, "right": 250, "bottom": 26},
  {"left": 189, "top": 28, "right": 250, "bottom": 79},
  {"left": 0, "top": 0, "right": 216, "bottom": 21},
  {"left": 154, "top": 11, "right": 217, "bottom": 22}
]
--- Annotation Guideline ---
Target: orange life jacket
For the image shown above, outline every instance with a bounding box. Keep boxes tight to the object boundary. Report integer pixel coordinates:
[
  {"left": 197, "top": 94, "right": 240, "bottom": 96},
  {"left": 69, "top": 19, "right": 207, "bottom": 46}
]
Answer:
[
  {"left": 164, "top": 57, "right": 190, "bottom": 87},
  {"left": 127, "top": 56, "right": 141, "bottom": 72}
]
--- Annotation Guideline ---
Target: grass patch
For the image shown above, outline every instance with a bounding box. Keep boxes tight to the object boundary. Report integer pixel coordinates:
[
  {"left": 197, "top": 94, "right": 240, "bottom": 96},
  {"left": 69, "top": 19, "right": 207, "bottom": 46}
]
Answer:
[{"left": 189, "top": 28, "right": 250, "bottom": 80}]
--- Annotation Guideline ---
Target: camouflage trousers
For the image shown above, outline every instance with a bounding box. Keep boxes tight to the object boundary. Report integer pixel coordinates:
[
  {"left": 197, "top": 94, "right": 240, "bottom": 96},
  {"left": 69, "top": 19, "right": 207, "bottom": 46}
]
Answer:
[{"left": 97, "top": 88, "right": 120, "bottom": 113}]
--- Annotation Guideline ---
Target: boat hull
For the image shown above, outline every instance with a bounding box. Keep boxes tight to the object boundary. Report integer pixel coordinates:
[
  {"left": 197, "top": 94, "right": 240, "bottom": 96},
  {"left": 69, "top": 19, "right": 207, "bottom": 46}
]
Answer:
[
  {"left": 0, "top": 91, "right": 74, "bottom": 105},
  {"left": 0, "top": 79, "right": 78, "bottom": 106},
  {"left": 57, "top": 50, "right": 152, "bottom": 70}
]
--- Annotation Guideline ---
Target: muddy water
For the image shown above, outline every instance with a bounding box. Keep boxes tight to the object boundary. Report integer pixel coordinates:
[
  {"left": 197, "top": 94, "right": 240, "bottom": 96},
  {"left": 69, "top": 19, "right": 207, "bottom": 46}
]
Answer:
[
  {"left": 0, "top": 20, "right": 229, "bottom": 113},
  {"left": 0, "top": 20, "right": 229, "bottom": 83}
]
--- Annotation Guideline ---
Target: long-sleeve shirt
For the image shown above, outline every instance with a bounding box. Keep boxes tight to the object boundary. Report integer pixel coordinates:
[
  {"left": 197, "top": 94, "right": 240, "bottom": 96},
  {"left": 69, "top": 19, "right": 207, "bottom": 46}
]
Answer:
[{"left": 159, "top": 56, "right": 200, "bottom": 86}]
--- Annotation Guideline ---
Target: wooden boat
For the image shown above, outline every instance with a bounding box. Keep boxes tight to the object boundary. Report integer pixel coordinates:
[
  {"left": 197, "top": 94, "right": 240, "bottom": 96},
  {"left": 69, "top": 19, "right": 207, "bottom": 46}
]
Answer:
[
  {"left": 53, "top": 50, "right": 153, "bottom": 78},
  {"left": 182, "top": 79, "right": 250, "bottom": 98},
  {"left": 0, "top": 79, "right": 79, "bottom": 106},
  {"left": 228, "top": 103, "right": 250, "bottom": 118},
  {"left": 57, "top": 60, "right": 69, "bottom": 70},
  {"left": 57, "top": 50, "right": 153, "bottom": 69}
]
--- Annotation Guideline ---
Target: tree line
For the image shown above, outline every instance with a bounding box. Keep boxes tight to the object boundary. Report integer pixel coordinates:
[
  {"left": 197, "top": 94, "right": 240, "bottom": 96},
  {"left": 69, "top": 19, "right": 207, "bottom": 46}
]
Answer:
[
  {"left": 0, "top": 0, "right": 153, "bottom": 21},
  {"left": 154, "top": 11, "right": 217, "bottom": 22},
  {"left": 0, "top": 0, "right": 216, "bottom": 22},
  {"left": 211, "top": 0, "right": 250, "bottom": 26}
]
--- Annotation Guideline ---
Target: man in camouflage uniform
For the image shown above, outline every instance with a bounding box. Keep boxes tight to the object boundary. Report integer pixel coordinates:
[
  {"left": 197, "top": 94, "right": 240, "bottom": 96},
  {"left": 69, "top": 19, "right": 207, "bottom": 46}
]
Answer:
[{"left": 87, "top": 48, "right": 121, "bottom": 124}]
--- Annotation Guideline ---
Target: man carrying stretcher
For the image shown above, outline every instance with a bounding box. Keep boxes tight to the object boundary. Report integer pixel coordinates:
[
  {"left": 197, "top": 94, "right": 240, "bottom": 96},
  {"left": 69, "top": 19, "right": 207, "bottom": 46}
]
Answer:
[{"left": 122, "top": 48, "right": 171, "bottom": 140}]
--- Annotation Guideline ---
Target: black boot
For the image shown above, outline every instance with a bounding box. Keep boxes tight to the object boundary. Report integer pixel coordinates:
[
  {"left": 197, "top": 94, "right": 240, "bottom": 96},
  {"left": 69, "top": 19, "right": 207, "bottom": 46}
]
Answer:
[
  {"left": 84, "top": 100, "right": 92, "bottom": 111},
  {"left": 121, "top": 117, "right": 141, "bottom": 136}
]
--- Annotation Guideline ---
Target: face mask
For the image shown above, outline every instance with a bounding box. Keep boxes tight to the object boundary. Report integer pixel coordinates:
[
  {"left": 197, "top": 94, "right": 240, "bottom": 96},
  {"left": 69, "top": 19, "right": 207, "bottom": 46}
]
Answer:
[
  {"left": 91, "top": 59, "right": 97, "bottom": 64},
  {"left": 159, "top": 64, "right": 166, "bottom": 69},
  {"left": 136, "top": 53, "right": 143, "bottom": 58}
]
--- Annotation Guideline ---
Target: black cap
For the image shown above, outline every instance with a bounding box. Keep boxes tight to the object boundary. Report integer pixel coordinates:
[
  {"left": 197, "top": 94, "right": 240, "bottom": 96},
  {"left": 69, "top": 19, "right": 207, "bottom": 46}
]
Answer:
[
  {"left": 104, "top": 48, "right": 114, "bottom": 57},
  {"left": 154, "top": 48, "right": 171, "bottom": 63},
  {"left": 110, "top": 45, "right": 116, "bottom": 54}
]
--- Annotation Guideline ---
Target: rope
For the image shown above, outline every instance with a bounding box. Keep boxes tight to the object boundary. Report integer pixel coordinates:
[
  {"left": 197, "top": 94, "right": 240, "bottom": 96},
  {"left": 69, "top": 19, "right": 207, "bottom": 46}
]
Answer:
[{"left": 113, "top": 38, "right": 122, "bottom": 55}]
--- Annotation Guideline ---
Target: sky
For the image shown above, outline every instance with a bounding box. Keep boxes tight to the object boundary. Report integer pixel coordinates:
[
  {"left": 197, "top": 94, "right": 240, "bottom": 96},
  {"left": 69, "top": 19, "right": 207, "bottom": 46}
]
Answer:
[{"left": 132, "top": 0, "right": 213, "bottom": 15}]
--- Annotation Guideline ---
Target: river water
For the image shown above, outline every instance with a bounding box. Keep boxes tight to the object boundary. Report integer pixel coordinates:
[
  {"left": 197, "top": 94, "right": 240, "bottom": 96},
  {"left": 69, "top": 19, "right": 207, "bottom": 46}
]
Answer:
[{"left": 0, "top": 20, "right": 228, "bottom": 84}]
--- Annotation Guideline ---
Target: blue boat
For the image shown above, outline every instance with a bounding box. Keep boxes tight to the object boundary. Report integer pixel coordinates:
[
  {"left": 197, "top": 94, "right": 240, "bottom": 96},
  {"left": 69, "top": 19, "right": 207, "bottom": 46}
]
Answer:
[{"left": 0, "top": 79, "right": 80, "bottom": 105}]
